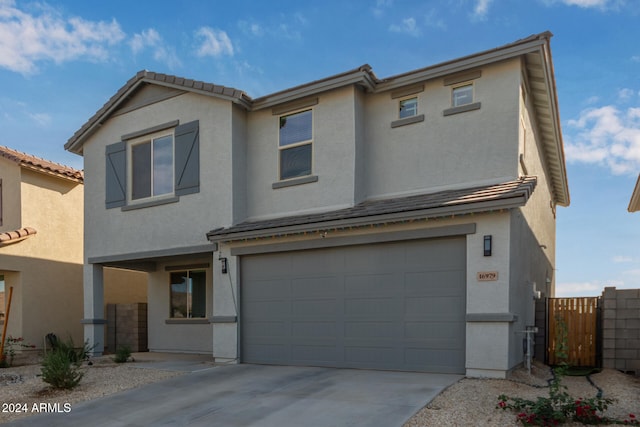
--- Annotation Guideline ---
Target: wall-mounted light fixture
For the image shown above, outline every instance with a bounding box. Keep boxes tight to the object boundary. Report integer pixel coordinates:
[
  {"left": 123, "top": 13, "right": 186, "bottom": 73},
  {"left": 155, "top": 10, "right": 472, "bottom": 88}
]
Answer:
[
  {"left": 220, "top": 257, "right": 228, "bottom": 274},
  {"left": 483, "top": 235, "right": 492, "bottom": 257}
]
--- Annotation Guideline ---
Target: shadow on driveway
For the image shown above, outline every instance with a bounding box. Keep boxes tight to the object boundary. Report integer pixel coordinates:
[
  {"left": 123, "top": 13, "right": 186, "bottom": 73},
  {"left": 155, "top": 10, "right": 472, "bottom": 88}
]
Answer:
[{"left": 7, "top": 364, "right": 462, "bottom": 427}]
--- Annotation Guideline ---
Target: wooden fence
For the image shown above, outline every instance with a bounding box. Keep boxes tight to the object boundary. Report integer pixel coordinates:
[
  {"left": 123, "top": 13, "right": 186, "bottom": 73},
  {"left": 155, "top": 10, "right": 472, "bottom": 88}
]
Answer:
[{"left": 547, "top": 297, "right": 600, "bottom": 366}]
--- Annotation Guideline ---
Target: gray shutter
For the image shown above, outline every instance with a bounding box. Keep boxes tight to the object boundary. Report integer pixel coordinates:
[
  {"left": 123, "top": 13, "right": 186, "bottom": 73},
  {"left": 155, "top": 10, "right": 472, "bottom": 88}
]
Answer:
[
  {"left": 105, "top": 141, "right": 127, "bottom": 208},
  {"left": 174, "top": 120, "right": 200, "bottom": 196}
]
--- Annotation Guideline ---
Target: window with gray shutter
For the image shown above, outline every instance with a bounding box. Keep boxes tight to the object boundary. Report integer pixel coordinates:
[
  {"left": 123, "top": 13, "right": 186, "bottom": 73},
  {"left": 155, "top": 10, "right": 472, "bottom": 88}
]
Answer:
[
  {"left": 174, "top": 120, "right": 200, "bottom": 196},
  {"left": 105, "top": 141, "right": 127, "bottom": 208}
]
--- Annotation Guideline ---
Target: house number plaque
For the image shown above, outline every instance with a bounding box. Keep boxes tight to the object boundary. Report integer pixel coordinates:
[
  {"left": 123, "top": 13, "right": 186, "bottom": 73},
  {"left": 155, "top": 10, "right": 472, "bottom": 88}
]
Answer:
[{"left": 477, "top": 271, "right": 498, "bottom": 281}]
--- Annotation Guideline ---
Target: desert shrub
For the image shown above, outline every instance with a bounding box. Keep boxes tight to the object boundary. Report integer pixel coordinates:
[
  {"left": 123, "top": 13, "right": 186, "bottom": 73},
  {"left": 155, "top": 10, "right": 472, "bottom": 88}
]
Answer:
[
  {"left": 40, "top": 337, "right": 92, "bottom": 389},
  {"left": 113, "top": 345, "right": 132, "bottom": 363}
]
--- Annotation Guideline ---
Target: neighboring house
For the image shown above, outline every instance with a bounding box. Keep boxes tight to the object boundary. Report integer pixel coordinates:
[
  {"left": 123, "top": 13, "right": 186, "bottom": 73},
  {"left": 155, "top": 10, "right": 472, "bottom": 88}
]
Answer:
[
  {"left": 0, "top": 146, "right": 146, "bottom": 351},
  {"left": 629, "top": 175, "right": 640, "bottom": 212},
  {"left": 65, "top": 31, "right": 569, "bottom": 378}
]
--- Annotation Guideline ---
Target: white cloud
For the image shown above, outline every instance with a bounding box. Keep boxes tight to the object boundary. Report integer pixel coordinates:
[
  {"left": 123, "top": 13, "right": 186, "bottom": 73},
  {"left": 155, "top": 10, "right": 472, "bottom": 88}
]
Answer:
[
  {"left": 372, "top": 0, "right": 394, "bottom": 17},
  {"left": 472, "top": 0, "right": 493, "bottom": 20},
  {"left": 618, "top": 88, "right": 636, "bottom": 102},
  {"left": 195, "top": 27, "right": 234, "bottom": 57},
  {"left": 27, "top": 111, "right": 51, "bottom": 127},
  {"left": 389, "top": 17, "right": 421, "bottom": 37},
  {"left": 565, "top": 105, "right": 640, "bottom": 175},
  {"left": 542, "top": 0, "right": 623, "bottom": 10},
  {"left": 130, "top": 28, "right": 182, "bottom": 69},
  {"left": 0, "top": 0, "right": 124, "bottom": 74},
  {"left": 556, "top": 280, "right": 623, "bottom": 297},
  {"left": 612, "top": 255, "right": 634, "bottom": 263}
]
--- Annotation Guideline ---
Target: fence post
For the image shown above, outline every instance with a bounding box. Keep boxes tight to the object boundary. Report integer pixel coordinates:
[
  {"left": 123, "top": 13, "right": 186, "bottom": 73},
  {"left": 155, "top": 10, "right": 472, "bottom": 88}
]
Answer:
[{"left": 601, "top": 287, "right": 617, "bottom": 369}]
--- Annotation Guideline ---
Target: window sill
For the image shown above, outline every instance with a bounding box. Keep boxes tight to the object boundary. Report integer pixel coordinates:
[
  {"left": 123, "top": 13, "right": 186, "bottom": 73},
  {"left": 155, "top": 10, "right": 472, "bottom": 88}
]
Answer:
[
  {"left": 443, "top": 102, "right": 481, "bottom": 116},
  {"left": 391, "top": 114, "right": 425, "bottom": 128},
  {"left": 165, "top": 318, "right": 209, "bottom": 325},
  {"left": 272, "top": 175, "right": 318, "bottom": 189},
  {"left": 122, "top": 196, "right": 180, "bottom": 211}
]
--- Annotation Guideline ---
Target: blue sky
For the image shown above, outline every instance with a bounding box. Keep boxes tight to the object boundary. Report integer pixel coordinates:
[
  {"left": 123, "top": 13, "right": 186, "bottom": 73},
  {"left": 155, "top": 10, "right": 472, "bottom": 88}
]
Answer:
[{"left": 1, "top": 0, "right": 638, "bottom": 297}]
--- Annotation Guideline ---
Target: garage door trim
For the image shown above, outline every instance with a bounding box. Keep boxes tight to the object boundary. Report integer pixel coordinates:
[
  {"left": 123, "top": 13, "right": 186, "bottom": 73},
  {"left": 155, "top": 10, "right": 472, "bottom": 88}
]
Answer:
[{"left": 231, "top": 222, "right": 475, "bottom": 256}]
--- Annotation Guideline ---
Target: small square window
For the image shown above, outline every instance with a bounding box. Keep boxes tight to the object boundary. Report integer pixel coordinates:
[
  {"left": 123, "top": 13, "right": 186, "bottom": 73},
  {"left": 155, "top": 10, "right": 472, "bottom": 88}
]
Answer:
[
  {"left": 279, "top": 109, "right": 313, "bottom": 180},
  {"left": 452, "top": 84, "right": 473, "bottom": 107},
  {"left": 399, "top": 97, "right": 418, "bottom": 119}
]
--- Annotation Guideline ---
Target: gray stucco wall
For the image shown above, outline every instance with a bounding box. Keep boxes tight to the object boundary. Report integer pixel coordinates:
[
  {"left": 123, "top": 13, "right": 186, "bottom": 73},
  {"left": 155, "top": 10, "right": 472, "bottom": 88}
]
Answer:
[{"left": 82, "top": 92, "right": 233, "bottom": 260}]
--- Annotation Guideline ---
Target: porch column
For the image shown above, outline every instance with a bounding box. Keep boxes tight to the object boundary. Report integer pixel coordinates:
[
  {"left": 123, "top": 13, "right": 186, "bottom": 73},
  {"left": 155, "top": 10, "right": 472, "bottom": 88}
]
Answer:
[
  {"left": 211, "top": 248, "right": 238, "bottom": 363},
  {"left": 81, "top": 263, "right": 106, "bottom": 356}
]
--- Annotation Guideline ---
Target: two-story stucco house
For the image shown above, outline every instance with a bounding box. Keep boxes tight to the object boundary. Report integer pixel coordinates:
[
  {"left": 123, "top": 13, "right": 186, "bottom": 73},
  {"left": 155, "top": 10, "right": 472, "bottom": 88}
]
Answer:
[
  {"left": 0, "top": 146, "right": 146, "bottom": 353},
  {"left": 65, "top": 32, "right": 569, "bottom": 378},
  {"left": 0, "top": 147, "right": 84, "bottom": 349}
]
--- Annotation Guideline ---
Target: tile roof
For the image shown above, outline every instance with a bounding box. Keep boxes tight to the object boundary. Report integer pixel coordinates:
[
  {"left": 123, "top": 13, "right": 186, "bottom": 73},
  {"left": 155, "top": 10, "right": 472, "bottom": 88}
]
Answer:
[
  {"left": 208, "top": 176, "right": 537, "bottom": 241},
  {"left": 0, "top": 146, "right": 83, "bottom": 182},
  {"left": 0, "top": 227, "right": 37, "bottom": 245}
]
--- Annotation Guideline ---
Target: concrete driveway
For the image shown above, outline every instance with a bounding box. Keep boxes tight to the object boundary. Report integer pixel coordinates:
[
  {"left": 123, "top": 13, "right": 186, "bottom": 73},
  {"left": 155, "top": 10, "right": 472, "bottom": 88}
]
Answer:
[{"left": 8, "top": 363, "right": 461, "bottom": 427}]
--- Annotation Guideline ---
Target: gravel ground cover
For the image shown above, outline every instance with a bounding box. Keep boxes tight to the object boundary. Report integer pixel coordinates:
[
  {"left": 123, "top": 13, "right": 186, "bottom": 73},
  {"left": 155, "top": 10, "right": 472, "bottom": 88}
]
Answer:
[
  {"left": 405, "top": 361, "right": 640, "bottom": 427},
  {"left": 0, "top": 355, "right": 184, "bottom": 424},
  {"left": 1, "top": 355, "right": 638, "bottom": 426}
]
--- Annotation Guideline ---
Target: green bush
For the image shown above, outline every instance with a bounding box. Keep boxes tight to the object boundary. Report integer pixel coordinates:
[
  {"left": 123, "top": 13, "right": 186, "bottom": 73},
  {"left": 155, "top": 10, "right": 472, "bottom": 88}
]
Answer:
[
  {"left": 40, "top": 337, "right": 93, "bottom": 389},
  {"left": 41, "top": 348, "right": 84, "bottom": 389},
  {"left": 113, "top": 345, "right": 132, "bottom": 363}
]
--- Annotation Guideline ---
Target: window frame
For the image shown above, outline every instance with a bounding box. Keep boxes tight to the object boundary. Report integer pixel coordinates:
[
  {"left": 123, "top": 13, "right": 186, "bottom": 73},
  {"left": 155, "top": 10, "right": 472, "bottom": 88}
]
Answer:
[
  {"left": 169, "top": 269, "right": 207, "bottom": 319},
  {"left": 451, "top": 83, "right": 474, "bottom": 107},
  {"left": 127, "top": 130, "right": 175, "bottom": 204},
  {"left": 398, "top": 96, "right": 418, "bottom": 119},
  {"left": 278, "top": 108, "right": 314, "bottom": 182},
  {"left": 0, "top": 275, "right": 5, "bottom": 321}
]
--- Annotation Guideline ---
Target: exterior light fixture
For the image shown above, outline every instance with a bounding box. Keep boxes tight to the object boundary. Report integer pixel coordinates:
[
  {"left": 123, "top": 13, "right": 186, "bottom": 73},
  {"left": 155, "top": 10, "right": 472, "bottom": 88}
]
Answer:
[
  {"left": 483, "top": 235, "right": 492, "bottom": 256},
  {"left": 220, "top": 257, "right": 228, "bottom": 274}
]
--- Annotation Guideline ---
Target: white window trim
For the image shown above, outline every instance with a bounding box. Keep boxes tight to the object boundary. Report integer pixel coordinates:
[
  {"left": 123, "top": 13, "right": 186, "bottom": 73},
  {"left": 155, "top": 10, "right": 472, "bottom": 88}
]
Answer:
[
  {"left": 127, "top": 130, "right": 176, "bottom": 204},
  {"left": 451, "top": 82, "right": 474, "bottom": 107},
  {"left": 398, "top": 96, "right": 418, "bottom": 119},
  {"left": 278, "top": 108, "right": 314, "bottom": 182}
]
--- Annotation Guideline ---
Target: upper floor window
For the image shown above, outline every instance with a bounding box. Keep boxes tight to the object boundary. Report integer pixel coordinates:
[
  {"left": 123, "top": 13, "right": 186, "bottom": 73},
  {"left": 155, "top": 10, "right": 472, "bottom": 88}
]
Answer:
[
  {"left": 452, "top": 83, "right": 473, "bottom": 107},
  {"left": 105, "top": 120, "right": 200, "bottom": 210},
  {"left": 399, "top": 97, "right": 418, "bottom": 119},
  {"left": 279, "top": 109, "right": 312, "bottom": 180},
  {"left": 131, "top": 134, "right": 173, "bottom": 200}
]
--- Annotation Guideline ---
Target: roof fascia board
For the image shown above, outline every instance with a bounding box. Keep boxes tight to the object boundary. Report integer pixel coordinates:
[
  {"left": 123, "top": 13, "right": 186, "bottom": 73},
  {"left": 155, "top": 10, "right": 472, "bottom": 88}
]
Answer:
[
  {"left": 375, "top": 39, "right": 546, "bottom": 92},
  {"left": 252, "top": 69, "right": 376, "bottom": 111},
  {"left": 538, "top": 43, "right": 570, "bottom": 207},
  {"left": 208, "top": 194, "right": 527, "bottom": 243},
  {"left": 629, "top": 175, "right": 640, "bottom": 212}
]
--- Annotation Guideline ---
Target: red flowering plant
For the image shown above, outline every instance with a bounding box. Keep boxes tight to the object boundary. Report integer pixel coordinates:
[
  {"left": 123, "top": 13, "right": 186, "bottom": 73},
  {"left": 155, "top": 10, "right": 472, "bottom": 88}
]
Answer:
[
  {"left": 0, "top": 335, "right": 36, "bottom": 368},
  {"left": 497, "top": 318, "right": 635, "bottom": 426}
]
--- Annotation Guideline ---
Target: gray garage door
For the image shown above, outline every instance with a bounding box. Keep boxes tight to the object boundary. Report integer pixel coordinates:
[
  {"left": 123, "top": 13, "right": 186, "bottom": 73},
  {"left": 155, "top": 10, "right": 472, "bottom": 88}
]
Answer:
[{"left": 240, "top": 237, "right": 466, "bottom": 373}]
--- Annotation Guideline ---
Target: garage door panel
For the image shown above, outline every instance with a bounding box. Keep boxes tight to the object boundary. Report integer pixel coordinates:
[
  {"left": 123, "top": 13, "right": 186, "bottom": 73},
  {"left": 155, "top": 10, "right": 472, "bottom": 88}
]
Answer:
[
  {"left": 405, "top": 296, "right": 465, "bottom": 317},
  {"left": 345, "top": 321, "right": 399, "bottom": 338},
  {"left": 292, "top": 276, "right": 343, "bottom": 296},
  {"left": 244, "top": 320, "right": 288, "bottom": 337},
  {"left": 405, "top": 321, "right": 465, "bottom": 340},
  {"left": 292, "top": 298, "right": 341, "bottom": 316},
  {"left": 293, "top": 345, "right": 342, "bottom": 362},
  {"left": 241, "top": 237, "right": 466, "bottom": 373},
  {"left": 244, "top": 279, "right": 291, "bottom": 299},
  {"left": 292, "top": 321, "right": 338, "bottom": 337},
  {"left": 344, "top": 273, "right": 399, "bottom": 296},
  {"left": 405, "top": 271, "right": 465, "bottom": 295},
  {"left": 243, "top": 299, "right": 290, "bottom": 318}
]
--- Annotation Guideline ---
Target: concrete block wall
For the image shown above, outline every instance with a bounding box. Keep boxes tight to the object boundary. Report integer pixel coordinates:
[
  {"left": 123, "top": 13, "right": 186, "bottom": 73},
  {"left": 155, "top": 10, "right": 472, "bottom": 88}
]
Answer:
[
  {"left": 602, "top": 287, "right": 640, "bottom": 374},
  {"left": 106, "top": 303, "right": 148, "bottom": 353}
]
